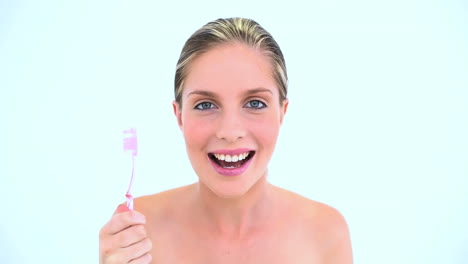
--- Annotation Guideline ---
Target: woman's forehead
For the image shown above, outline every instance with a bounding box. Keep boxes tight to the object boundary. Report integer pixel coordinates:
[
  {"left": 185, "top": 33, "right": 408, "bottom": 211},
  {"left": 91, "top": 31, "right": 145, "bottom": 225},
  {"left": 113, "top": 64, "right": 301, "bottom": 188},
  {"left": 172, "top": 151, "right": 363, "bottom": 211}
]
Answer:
[{"left": 183, "top": 43, "right": 277, "bottom": 96}]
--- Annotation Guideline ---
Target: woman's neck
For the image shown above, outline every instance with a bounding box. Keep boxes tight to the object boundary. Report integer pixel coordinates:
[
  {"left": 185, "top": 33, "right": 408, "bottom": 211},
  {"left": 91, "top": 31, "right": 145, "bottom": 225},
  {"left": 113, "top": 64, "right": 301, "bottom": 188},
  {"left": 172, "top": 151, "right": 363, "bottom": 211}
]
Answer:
[{"left": 192, "top": 173, "right": 274, "bottom": 239}]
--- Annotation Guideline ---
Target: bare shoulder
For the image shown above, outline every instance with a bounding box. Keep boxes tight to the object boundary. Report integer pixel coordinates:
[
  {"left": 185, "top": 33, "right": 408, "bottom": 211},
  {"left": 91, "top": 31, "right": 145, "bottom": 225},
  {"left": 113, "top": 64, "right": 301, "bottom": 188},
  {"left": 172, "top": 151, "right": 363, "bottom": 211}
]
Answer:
[
  {"left": 273, "top": 185, "right": 353, "bottom": 263},
  {"left": 133, "top": 183, "right": 195, "bottom": 220}
]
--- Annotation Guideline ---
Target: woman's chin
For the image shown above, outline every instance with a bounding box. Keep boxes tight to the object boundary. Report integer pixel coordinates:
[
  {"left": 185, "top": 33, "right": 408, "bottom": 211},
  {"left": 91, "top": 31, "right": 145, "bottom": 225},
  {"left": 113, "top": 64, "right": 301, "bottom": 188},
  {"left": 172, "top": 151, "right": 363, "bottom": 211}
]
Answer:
[
  {"left": 201, "top": 180, "right": 252, "bottom": 200},
  {"left": 196, "top": 168, "right": 268, "bottom": 200}
]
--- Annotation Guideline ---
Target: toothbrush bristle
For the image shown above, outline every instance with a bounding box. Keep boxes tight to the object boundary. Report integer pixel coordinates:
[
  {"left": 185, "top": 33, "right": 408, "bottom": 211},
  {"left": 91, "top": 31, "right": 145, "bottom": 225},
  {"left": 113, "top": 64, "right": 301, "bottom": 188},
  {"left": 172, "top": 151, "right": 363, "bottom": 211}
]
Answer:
[{"left": 123, "top": 128, "right": 138, "bottom": 156}]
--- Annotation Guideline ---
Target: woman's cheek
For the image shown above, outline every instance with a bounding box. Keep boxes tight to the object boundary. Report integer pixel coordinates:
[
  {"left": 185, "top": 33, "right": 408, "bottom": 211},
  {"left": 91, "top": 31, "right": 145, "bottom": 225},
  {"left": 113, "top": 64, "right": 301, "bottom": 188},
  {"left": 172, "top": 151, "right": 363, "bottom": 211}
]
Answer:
[
  {"left": 183, "top": 117, "right": 212, "bottom": 149},
  {"left": 251, "top": 114, "right": 280, "bottom": 143}
]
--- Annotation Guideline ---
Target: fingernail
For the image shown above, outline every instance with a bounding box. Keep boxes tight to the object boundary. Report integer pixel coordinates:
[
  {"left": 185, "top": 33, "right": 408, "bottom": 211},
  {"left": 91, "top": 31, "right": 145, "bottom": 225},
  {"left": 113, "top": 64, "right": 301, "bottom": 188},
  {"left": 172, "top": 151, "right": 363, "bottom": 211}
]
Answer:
[{"left": 117, "top": 204, "right": 130, "bottom": 213}]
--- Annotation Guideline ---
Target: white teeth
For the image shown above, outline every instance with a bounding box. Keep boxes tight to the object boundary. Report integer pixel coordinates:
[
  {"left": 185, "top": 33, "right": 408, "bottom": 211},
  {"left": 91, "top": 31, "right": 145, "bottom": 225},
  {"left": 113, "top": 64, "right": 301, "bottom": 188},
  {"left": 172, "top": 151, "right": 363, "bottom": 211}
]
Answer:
[
  {"left": 213, "top": 152, "right": 250, "bottom": 162},
  {"left": 214, "top": 154, "right": 226, "bottom": 161}
]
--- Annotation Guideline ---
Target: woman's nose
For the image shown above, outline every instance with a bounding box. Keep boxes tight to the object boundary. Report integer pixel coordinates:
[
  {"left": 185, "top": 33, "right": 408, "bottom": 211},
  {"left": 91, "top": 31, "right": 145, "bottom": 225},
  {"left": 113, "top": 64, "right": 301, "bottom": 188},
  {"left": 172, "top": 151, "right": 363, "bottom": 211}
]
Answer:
[{"left": 215, "top": 110, "right": 246, "bottom": 143}]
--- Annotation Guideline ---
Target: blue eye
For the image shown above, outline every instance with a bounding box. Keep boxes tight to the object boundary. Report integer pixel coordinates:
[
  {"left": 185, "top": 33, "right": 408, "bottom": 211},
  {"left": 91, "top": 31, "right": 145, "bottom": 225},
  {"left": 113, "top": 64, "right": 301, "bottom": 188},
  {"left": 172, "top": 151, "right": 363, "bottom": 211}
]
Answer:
[
  {"left": 244, "top": 100, "right": 266, "bottom": 109},
  {"left": 195, "top": 102, "right": 216, "bottom": 110}
]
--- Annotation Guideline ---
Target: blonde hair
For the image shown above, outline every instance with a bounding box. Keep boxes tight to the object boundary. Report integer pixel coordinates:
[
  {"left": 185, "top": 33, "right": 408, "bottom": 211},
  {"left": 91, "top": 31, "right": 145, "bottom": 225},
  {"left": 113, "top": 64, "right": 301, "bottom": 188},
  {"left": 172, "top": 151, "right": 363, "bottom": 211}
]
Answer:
[{"left": 174, "top": 17, "right": 288, "bottom": 105}]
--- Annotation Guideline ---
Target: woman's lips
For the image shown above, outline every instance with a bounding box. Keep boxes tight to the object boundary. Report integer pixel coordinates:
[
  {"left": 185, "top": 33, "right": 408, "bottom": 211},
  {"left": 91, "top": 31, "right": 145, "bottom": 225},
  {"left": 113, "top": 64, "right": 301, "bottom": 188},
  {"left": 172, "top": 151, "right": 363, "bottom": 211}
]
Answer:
[{"left": 208, "top": 149, "right": 255, "bottom": 176}]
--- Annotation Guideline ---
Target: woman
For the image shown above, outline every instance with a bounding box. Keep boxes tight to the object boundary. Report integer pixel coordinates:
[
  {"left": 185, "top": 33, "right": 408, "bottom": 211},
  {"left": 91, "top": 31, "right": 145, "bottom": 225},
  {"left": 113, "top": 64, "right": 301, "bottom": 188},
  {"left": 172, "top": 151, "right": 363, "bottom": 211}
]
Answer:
[{"left": 99, "top": 17, "right": 353, "bottom": 264}]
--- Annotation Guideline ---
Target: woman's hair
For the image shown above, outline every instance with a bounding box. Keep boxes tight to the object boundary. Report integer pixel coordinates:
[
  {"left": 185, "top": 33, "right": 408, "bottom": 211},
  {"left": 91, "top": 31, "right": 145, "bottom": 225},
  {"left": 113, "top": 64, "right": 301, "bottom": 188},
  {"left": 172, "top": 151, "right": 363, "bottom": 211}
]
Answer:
[{"left": 174, "top": 17, "right": 288, "bottom": 106}]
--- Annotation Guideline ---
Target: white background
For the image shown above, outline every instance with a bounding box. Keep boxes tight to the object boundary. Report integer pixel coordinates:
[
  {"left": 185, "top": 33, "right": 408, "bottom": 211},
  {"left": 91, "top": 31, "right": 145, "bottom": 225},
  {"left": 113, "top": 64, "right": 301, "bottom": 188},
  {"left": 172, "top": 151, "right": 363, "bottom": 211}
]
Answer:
[{"left": 1, "top": 0, "right": 467, "bottom": 263}]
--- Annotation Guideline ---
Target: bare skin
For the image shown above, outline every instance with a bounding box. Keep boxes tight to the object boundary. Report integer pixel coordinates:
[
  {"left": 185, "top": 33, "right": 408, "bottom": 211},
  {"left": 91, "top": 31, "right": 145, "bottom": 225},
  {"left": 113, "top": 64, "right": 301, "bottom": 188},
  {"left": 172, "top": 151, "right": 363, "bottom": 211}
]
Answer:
[
  {"left": 134, "top": 176, "right": 352, "bottom": 264},
  {"left": 99, "top": 42, "right": 353, "bottom": 263}
]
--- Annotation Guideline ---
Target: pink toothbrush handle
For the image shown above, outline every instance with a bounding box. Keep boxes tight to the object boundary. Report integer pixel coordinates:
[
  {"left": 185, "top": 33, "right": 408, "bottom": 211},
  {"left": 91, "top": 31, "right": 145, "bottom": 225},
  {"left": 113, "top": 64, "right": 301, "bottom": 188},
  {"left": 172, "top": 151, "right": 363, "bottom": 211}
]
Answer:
[
  {"left": 126, "top": 193, "right": 134, "bottom": 211},
  {"left": 123, "top": 128, "right": 137, "bottom": 211}
]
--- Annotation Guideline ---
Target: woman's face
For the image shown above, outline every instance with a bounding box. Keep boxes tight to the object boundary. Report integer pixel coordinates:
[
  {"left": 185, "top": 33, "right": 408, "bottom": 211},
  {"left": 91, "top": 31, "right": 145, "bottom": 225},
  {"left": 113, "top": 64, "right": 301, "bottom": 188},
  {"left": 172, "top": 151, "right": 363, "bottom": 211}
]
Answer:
[{"left": 173, "top": 43, "right": 288, "bottom": 198}]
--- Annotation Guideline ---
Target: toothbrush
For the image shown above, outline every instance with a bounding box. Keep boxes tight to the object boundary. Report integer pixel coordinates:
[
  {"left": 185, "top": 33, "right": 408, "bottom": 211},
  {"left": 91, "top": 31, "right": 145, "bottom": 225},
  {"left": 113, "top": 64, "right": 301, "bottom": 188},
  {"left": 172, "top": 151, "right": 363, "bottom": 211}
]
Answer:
[{"left": 123, "top": 128, "right": 138, "bottom": 210}]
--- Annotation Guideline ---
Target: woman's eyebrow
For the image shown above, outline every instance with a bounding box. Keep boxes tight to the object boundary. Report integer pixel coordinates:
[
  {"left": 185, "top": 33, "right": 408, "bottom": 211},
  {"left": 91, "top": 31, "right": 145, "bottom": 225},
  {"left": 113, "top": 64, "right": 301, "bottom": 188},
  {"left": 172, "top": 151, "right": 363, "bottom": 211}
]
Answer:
[
  {"left": 187, "top": 88, "right": 272, "bottom": 98},
  {"left": 245, "top": 88, "right": 273, "bottom": 96},
  {"left": 187, "top": 90, "right": 219, "bottom": 99}
]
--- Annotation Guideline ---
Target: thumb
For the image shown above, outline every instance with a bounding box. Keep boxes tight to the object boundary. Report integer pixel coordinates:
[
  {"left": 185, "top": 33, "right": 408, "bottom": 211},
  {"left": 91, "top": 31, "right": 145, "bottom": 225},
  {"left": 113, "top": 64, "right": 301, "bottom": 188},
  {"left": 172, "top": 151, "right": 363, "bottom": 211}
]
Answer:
[{"left": 115, "top": 203, "right": 130, "bottom": 214}]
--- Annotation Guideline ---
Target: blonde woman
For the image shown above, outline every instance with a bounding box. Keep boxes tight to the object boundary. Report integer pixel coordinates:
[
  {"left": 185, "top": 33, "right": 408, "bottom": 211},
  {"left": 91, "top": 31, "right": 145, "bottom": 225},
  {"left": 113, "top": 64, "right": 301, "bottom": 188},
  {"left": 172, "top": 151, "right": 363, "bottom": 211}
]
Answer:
[{"left": 99, "top": 17, "right": 353, "bottom": 264}]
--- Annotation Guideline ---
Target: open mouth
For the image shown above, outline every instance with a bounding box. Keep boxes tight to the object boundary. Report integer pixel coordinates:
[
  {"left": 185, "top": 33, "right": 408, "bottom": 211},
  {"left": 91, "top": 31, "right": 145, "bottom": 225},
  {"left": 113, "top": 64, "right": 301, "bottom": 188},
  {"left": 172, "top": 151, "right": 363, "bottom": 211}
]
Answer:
[{"left": 208, "top": 151, "right": 255, "bottom": 169}]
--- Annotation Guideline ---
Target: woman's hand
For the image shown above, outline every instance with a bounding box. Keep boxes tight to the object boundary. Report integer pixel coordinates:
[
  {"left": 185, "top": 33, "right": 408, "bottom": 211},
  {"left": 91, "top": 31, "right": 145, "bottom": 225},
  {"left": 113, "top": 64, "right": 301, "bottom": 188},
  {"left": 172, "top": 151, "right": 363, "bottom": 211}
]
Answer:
[{"left": 99, "top": 204, "right": 152, "bottom": 264}]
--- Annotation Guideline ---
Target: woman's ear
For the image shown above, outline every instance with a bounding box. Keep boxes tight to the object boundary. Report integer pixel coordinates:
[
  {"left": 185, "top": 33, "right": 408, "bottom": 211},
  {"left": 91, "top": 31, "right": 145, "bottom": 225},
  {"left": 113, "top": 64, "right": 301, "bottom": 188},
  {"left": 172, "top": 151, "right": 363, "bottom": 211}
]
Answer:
[
  {"left": 280, "top": 99, "right": 289, "bottom": 125},
  {"left": 172, "top": 100, "right": 183, "bottom": 129}
]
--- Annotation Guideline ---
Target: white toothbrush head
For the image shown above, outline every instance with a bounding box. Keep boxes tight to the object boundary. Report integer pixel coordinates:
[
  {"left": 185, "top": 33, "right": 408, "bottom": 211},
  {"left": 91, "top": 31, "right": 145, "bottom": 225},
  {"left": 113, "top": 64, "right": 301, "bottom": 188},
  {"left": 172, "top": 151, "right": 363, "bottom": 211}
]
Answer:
[{"left": 123, "top": 128, "right": 138, "bottom": 157}]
